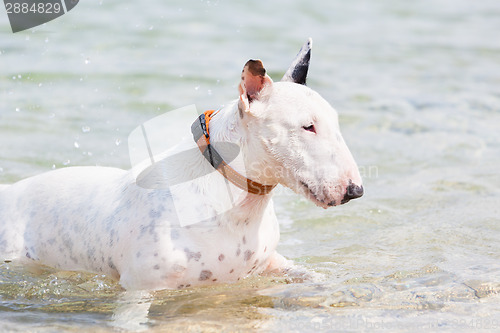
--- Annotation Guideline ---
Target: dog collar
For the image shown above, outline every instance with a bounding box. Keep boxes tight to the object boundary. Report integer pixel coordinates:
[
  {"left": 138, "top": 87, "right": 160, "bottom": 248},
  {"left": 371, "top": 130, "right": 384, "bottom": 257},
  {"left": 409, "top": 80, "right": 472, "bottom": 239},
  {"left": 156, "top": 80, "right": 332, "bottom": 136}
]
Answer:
[{"left": 191, "top": 110, "right": 276, "bottom": 195}]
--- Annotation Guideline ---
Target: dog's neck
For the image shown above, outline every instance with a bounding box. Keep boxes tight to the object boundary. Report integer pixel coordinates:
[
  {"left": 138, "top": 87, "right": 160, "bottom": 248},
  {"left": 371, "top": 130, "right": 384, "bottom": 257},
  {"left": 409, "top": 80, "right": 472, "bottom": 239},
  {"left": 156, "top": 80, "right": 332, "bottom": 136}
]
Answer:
[
  {"left": 206, "top": 101, "right": 278, "bottom": 189},
  {"left": 182, "top": 101, "right": 277, "bottom": 227},
  {"left": 131, "top": 101, "right": 278, "bottom": 227}
]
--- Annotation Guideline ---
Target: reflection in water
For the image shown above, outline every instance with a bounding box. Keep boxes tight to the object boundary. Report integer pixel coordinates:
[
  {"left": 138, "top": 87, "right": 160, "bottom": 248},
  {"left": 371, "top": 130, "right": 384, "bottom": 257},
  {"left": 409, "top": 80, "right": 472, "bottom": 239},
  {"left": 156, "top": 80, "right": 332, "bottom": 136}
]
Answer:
[{"left": 111, "top": 291, "right": 152, "bottom": 332}]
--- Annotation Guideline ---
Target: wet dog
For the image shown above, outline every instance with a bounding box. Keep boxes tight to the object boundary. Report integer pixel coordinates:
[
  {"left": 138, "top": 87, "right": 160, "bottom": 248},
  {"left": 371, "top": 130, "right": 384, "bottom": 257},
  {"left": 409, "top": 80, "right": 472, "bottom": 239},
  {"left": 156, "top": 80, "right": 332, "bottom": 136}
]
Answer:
[{"left": 0, "top": 39, "right": 363, "bottom": 290}]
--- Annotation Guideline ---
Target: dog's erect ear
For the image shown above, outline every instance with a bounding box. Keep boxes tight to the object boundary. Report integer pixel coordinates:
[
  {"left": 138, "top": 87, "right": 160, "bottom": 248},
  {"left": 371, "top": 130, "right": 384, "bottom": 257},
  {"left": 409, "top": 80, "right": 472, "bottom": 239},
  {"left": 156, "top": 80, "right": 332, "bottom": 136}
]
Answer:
[
  {"left": 238, "top": 59, "right": 273, "bottom": 113},
  {"left": 281, "top": 38, "right": 312, "bottom": 85}
]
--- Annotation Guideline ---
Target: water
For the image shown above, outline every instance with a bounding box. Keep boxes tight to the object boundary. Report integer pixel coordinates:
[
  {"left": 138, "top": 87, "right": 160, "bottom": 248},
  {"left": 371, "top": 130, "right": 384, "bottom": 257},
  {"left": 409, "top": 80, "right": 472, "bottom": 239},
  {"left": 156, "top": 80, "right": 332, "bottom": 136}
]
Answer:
[{"left": 1, "top": 0, "right": 500, "bottom": 331}]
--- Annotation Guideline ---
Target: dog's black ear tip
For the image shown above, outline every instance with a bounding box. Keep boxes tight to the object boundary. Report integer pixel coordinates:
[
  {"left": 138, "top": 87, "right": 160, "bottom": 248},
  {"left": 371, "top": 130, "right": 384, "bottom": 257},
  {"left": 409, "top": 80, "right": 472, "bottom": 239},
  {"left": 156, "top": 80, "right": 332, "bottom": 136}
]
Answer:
[
  {"left": 306, "top": 37, "right": 313, "bottom": 48},
  {"left": 281, "top": 38, "right": 313, "bottom": 85}
]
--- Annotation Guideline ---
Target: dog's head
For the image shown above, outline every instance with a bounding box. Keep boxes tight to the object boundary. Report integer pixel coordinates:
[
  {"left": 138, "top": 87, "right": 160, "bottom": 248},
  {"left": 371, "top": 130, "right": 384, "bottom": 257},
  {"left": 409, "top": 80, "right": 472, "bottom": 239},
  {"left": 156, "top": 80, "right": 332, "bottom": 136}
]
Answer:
[{"left": 238, "top": 39, "right": 363, "bottom": 208}]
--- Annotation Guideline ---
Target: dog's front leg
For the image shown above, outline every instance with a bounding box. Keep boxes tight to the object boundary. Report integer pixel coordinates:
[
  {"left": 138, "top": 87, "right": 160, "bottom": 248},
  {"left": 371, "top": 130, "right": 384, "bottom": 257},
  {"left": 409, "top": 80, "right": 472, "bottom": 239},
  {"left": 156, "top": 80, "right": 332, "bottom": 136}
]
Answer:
[
  {"left": 265, "top": 251, "right": 324, "bottom": 283},
  {"left": 265, "top": 251, "right": 292, "bottom": 273}
]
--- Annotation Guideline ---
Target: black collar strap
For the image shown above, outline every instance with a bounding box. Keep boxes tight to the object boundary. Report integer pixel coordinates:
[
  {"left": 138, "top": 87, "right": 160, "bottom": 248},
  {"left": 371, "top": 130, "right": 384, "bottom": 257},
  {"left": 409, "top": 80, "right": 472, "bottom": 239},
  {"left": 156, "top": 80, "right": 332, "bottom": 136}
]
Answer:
[{"left": 191, "top": 110, "right": 276, "bottom": 195}]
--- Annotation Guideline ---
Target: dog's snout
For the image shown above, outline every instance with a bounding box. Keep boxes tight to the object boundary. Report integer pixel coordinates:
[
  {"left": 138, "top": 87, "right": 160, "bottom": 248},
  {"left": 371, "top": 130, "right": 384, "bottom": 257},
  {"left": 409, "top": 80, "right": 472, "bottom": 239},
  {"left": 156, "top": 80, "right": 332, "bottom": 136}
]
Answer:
[{"left": 341, "top": 182, "right": 364, "bottom": 204}]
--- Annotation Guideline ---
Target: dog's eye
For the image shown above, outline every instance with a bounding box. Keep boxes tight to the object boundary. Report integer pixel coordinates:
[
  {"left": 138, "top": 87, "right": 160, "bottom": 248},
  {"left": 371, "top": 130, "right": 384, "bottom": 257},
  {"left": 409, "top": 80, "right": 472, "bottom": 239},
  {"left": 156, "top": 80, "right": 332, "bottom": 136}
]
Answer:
[{"left": 302, "top": 124, "right": 316, "bottom": 134}]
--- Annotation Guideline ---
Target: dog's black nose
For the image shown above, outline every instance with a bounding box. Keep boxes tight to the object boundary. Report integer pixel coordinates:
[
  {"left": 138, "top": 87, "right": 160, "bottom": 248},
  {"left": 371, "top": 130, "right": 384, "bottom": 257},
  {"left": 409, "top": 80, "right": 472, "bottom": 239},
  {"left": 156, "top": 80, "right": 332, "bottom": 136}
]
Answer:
[{"left": 341, "top": 183, "right": 364, "bottom": 204}]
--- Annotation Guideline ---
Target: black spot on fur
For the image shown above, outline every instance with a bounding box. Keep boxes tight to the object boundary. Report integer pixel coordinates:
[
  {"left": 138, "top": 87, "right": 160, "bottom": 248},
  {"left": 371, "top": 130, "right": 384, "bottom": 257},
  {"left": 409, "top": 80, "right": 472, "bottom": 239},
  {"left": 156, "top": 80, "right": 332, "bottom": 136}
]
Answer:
[
  {"left": 108, "top": 257, "right": 116, "bottom": 270},
  {"left": 109, "top": 229, "right": 115, "bottom": 247},
  {"left": 149, "top": 209, "right": 162, "bottom": 219},
  {"left": 184, "top": 248, "right": 201, "bottom": 261},
  {"left": 199, "top": 270, "right": 213, "bottom": 281},
  {"left": 218, "top": 254, "right": 225, "bottom": 261},
  {"left": 244, "top": 250, "right": 254, "bottom": 261}
]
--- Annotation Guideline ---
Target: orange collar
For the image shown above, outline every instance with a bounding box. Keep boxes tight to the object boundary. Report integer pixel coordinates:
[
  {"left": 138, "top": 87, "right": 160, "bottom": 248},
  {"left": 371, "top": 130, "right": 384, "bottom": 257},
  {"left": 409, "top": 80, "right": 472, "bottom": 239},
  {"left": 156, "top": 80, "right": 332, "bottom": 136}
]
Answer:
[{"left": 191, "top": 110, "right": 276, "bottom": 195}]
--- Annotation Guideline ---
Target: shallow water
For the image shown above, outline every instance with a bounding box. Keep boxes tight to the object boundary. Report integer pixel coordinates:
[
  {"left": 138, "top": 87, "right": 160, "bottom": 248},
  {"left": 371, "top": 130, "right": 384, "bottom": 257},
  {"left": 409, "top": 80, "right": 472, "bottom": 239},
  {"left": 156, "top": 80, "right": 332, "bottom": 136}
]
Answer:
[{"left": 1, "top": 0, "right": 500, "bottom": 331}]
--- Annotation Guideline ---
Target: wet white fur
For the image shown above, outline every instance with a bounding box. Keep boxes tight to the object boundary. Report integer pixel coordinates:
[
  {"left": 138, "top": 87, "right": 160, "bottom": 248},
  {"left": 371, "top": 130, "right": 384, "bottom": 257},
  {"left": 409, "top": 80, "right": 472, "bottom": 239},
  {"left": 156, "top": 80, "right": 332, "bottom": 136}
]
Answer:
[{"left": 0, "top": 81, "right": 361, "bottom": 290}]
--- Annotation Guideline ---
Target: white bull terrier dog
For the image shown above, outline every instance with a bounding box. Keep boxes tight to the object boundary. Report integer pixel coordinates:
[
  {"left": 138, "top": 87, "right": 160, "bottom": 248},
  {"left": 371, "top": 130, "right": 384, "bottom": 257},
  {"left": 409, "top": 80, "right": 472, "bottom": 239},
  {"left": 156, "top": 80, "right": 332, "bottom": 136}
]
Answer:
[{"left": 0, "top": 39, "right": 363, "bottom": 290}]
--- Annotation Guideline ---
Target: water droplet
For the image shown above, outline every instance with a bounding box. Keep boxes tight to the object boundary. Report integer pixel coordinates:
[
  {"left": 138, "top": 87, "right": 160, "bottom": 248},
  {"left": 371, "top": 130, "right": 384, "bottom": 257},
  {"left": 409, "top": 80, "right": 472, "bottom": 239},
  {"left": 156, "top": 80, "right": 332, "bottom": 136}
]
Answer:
[
  {"left": 84, "top": 58, "right": 90, "bottom": 65},
  {"left": 17, "top": 75, "right": 21, "bottom": 79},
  {"left": 82, "top": 126, "right": 91, "bottom": 133},
  {"left": 63, "top": 160, "right": 71, "bottom": 166},
  {"left": 115, "top": 139, "right": 121, "bottom": 146},
  {"left": 12, "top": 76, "right": 16, "bottom": 80},
  {"left": 207, "top": 89, "right": 212, "bottom": 96},
  {"left": 45, "top": 37, "right": 49, "bottom": 43},
  {"left": 25, "top": 36, "right": 30, "bottom": 41},
  {"left": 194, "top": 85, "right": 200, "bottom": 91},
  {"left": 52, "top": 164, "right": 56, "bottom": 169},
  {"left": 15, "top": 107, "right": 20, "bottom": 112},
  {"left": 38, "top": 83, "right": 42, "bottom": 87},
  {"left": 74, "top": 141, "right": 80, "bottom": 148},
  {"left": 49, "top": 113, "right": 55, "bottom": 119},
  {"left": 149, "top": 26, "right": 154, "bottom": 30},
  {"left": 0, "top": 167, "right": 3, "bottom": 173}
]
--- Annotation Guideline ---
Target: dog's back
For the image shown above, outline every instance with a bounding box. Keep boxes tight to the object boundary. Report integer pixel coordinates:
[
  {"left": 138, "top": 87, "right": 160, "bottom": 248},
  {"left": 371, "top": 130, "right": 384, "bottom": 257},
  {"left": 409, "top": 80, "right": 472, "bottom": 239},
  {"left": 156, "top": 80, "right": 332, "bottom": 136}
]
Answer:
[{"left": 0, "top": 167, "right": 129, "bottom": 263}]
